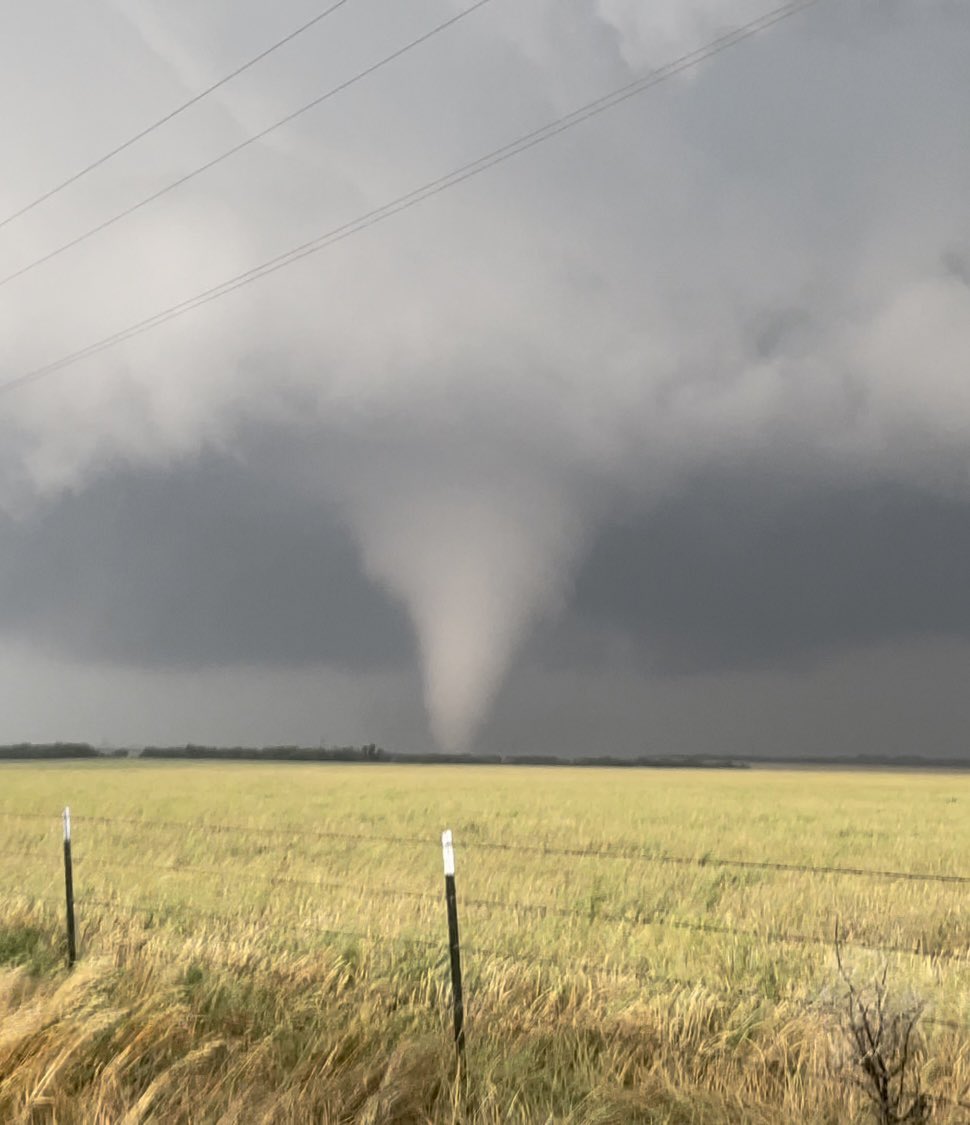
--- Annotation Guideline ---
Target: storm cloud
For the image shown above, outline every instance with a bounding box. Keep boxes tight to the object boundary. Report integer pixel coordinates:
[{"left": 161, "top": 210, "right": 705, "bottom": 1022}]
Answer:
[{"left": 1, "top": 0, "right": 969, "bottom": 753}]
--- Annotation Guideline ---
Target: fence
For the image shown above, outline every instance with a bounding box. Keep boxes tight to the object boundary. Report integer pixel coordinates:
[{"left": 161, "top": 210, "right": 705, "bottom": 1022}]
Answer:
[{"left": 1, "top": 807, "right": 967, "bottom": 1094}]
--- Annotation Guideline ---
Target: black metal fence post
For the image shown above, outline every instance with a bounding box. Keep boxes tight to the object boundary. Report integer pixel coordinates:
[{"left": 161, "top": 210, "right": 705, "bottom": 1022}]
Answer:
[
  {"left": 442, "top": 829, "right": 465, "bottom": 1062},
  {"left": 63, "top": 806, "right": 77, "bottom": 968}
]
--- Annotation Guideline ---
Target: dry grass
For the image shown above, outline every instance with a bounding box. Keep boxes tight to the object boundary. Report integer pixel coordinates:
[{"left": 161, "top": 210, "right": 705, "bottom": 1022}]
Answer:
[{"left": 0, "top": 761, "right": 967, "bottom": 1122}]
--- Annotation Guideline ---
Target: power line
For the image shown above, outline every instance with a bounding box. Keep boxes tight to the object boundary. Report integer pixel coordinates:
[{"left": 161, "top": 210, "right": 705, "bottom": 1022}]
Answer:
[
  {"left": 1, "top": 0, "right": 823, "bottom": 399},
  {"left": 0, "top": 0, "right": 353, "bottom": 232},
  {"left": 0, "top": 0, "right": 499, "bottom": 290}
]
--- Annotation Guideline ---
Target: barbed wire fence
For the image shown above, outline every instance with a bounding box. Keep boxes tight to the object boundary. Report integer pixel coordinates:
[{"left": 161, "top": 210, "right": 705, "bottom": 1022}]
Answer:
[{"left": 1, "top": 808, "right": 968, "bottom": 1110}]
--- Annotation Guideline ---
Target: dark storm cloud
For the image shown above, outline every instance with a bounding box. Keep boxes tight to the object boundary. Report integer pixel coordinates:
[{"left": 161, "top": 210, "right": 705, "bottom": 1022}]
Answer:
[
  {"left": 563, "top": 477, "right": 970, "bottom": 675},
  {"left": 6, "top": 443, "right": 970, "bottom": 690},
  {"left": 0, "top": 431, "right": 411, "bottom": 669},
  {"left": 1, "top": 0, "right": 969, "bottom": 750}
]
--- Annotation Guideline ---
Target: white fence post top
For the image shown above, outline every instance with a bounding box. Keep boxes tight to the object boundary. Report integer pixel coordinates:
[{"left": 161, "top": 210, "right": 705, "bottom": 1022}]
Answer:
[
  {"left": 441, "top": 829, "right": 455, "bottom": 876},
  {"left": 63, "top": 806, "right": 71, "bottom": 842}
]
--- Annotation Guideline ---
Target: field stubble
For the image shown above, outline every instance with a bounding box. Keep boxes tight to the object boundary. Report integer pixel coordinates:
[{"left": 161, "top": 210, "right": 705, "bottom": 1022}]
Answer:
[{"left": 0, "top": 762, "right": 967, "bottom": 1122}]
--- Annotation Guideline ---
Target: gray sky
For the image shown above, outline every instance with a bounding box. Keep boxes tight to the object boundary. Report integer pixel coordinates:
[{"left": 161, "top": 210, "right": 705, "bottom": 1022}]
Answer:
[{"left": 1, "top": 0, "right": 969, "bottom": 756}]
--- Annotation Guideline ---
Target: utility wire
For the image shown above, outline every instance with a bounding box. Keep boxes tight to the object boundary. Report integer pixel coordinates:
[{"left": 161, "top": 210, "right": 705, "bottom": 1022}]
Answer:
[
  {"left": 0, "top": 0, "right": 499, "bottom": 290},
  {"left": 1, "top": 0, "right": 823, "bottom": 399},
  {"left": 0, "top": 0, "right": 353, "bottom": 231}
]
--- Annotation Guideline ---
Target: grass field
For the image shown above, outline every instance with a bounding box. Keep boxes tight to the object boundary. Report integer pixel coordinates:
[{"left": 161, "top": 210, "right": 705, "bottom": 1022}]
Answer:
[{"left": 0, "top": 761, "right": 967, "bottom": 1122}]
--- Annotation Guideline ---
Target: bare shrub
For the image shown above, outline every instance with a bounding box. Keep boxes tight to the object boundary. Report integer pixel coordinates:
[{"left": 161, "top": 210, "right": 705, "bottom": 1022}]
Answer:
[{"left": 834, "top": 922, "right": 930, "bottom": 1124}]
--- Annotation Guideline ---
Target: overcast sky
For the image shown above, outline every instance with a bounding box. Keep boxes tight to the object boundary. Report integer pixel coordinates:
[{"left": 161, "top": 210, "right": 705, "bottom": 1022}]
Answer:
[{"left": 1, "top": 0, "right": 969, "bottom": 757}]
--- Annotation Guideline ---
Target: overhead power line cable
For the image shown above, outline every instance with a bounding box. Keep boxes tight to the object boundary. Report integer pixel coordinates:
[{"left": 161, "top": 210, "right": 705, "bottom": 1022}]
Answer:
[
  {"left": 0, "top": 0, "right": 499, "bottom": 290},
  {"left": 1, "top": 0, "right": 822, "bottom": 399},
  {"left": 0, "top": 0, "right": 353, "bottom": 231}
]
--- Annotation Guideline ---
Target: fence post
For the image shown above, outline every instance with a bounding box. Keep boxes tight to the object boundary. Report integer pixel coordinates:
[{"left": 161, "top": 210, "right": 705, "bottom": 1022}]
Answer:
[
  {"left": 441, "top": 829, "right": 465, "bottom": 1062},
  {"left": 63, "top": 806, "right": 77, "bottom": 968}
]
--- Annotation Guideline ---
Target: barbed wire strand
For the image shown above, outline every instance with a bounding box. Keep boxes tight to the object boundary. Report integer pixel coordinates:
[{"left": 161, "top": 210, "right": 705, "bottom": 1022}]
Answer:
[
  {"left": 457, "top": 893, "right": 970, "bottom": 964},
  {"left": 74, "top": 895, "right": 445, "bottom": 955},
  {"left": 57, "top": 891, "right": 970, "bottom": 1107},
  {"left": 1, "top": 887, "right": 965, "bottom": 1039},
  {"left": 13, "top": 811, "right": 960, "bottom": 885},
  {"left": 52, "top": 852, "right": 970, "bottom": 964},
  {"left": 458, "top": 837, "right": 970, "bottom": 886},
  {"left": 0, "top": 848, "right": 61, "bottom": 863},
  {"left": 73, "top": 855, "right": 440, "bottom": 903},
  {"left": 72, "top": 813, "right": 434, "bottom": 849}
]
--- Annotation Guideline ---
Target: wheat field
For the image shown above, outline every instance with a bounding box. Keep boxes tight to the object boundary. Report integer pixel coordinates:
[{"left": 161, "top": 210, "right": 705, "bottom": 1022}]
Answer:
[{"left": 0, "top": 760, "right": 967, "bottom": 1123}]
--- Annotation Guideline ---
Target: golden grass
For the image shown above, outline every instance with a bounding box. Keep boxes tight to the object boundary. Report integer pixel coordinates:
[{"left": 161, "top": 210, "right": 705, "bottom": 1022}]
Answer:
[{"left": 0, "top": 761, "right": 967, "bottom": 1122}]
